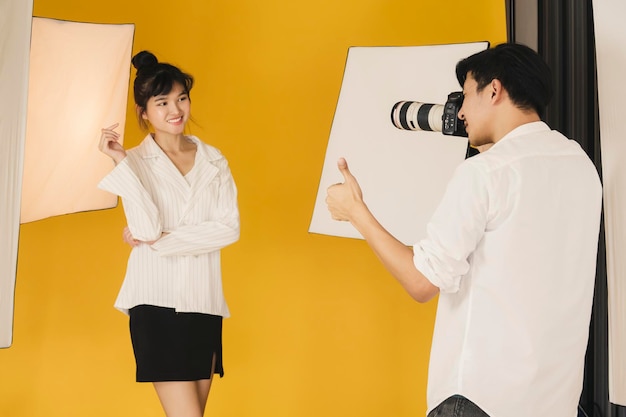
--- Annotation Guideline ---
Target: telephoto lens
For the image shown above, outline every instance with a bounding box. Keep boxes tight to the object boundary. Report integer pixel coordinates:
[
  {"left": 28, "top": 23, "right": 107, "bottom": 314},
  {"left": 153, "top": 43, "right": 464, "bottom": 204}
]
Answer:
[{"left": 391, "top": 101, "right": 444, "bottom": 132}]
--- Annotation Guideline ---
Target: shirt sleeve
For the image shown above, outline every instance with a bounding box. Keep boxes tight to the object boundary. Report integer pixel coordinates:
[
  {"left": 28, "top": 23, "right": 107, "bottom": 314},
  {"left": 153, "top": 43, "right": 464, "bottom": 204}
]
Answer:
[
  {"left": 413, "top": 160, "right": 490, "bottom": 293},
  {"left": 150, "top": 161, "right": 240, "bottom": 257},
  {"left": 97, "top": 157, "right": 163, "bottom": 242}
]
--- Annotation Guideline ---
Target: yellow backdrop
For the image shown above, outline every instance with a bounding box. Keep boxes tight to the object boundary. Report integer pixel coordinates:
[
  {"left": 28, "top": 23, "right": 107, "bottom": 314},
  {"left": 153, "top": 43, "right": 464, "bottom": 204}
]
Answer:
[{"left": 0, "top": 1, "right": 506, "bottom": 416}]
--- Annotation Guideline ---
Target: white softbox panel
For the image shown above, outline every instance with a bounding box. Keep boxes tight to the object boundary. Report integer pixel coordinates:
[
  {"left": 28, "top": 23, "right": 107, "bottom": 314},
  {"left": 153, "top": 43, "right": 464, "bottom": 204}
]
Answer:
[
  {"left": 0, "top": 14, "right": 134, "bottom": 348},
  {"left": 0, "top": 0, "right": 33, "bottom": 349},
  {"left": 309, "top": 42, "right": 488, "bottom": 245},
  {"left": 21, "top": 17, "right": 135, "bottom": 223}
]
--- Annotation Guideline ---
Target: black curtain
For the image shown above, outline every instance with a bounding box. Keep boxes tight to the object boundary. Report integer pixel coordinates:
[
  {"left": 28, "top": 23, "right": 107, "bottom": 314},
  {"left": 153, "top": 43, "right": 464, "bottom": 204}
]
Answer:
[{"left": 507, "top": 1, "right": 626, "bottom": 416}]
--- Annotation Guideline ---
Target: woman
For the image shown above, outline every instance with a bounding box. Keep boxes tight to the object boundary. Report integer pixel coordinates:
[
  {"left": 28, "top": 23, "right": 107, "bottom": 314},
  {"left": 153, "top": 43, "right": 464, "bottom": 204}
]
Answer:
[{"left": 98, "top": 50, "right": 240, "bottom": 417}]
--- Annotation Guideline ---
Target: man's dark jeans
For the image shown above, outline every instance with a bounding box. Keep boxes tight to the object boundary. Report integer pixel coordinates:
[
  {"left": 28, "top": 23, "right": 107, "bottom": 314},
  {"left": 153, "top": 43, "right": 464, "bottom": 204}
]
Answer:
[{"left": 427, "top": 395, "right": 490, "bottom": 417}]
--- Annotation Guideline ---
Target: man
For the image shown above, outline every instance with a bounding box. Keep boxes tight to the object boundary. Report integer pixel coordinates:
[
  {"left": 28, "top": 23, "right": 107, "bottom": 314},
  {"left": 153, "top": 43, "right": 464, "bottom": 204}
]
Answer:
[{"left": 326, "top": 43, "right": 602, "bottom": 417}]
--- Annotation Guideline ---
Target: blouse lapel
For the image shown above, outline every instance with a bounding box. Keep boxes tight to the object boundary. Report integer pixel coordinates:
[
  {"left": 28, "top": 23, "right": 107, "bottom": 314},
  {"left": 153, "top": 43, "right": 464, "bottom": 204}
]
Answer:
[
  {"left": 189, "top": 140, "right": 220, "bottom": 193},
  {"left": 178, "top": 137, "right": 221, "bottom": 220},
  {"left": 136, "top": 135, "right": 222, "bottom": 222},
  {"left": 139, "top": 135, "right": 192, "bottom": 195}
]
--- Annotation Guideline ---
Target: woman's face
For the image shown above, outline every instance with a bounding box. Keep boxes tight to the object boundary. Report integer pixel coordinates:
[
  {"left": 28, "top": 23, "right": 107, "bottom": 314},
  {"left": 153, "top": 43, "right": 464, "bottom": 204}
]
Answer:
[{"left": 142, "top": 82, "right": 190, "bottom": 136}]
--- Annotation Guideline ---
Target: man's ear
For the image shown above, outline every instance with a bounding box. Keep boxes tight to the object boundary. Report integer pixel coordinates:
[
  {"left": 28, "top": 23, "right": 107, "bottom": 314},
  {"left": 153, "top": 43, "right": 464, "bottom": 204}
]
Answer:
[{"left": 490, "top": 79, "right": 505, "bottom": 102}]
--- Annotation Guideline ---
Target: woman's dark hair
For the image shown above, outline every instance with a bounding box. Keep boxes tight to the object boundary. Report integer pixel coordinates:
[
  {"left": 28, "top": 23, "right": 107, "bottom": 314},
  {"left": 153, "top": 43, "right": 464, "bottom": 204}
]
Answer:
[
  {"left": 455, "top": 43, "right": 552, "bottom": 117},
  {"left": 132, "top": 50, "right": 194, "bottom": 129}
]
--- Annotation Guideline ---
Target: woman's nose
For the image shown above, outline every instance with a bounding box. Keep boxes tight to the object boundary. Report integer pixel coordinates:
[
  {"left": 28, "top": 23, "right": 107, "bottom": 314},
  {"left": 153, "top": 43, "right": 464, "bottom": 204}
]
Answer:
[{"left": 170, "top": 102, "right": 182, "bottom": 113}]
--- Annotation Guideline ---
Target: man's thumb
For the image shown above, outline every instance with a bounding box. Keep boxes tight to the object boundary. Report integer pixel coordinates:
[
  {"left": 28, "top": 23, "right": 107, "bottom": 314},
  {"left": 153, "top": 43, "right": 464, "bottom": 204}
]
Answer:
[{"left": 337, "top": 157, "right": 353, "bottom": 181}]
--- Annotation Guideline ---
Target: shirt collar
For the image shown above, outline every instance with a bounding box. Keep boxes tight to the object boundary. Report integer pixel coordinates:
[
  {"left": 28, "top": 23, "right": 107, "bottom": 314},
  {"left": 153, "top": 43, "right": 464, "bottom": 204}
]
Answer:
[
  {"left": 499, "top": 121, "right": 550, "bottom": 143},
  {"left": 139, "top": 134, "right": 223, "bottom": 162}
]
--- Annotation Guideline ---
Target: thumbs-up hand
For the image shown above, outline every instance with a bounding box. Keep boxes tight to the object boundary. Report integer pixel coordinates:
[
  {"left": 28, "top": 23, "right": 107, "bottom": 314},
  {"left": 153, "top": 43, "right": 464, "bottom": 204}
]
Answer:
[{"left": 326, "top": 157, "right": 365, "bottom": 222}]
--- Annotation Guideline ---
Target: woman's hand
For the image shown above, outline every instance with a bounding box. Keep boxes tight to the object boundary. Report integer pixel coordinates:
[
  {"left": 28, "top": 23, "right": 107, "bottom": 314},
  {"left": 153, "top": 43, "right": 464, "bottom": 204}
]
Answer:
[
  {"left": 122, "top": 226, "right": 140, "bottom": 247},
  {"left": 122, "top": 226, "right": 170, "bottom": 247},
  {"left": 99, "top": 123, "right": 127, "bottom": 164}
]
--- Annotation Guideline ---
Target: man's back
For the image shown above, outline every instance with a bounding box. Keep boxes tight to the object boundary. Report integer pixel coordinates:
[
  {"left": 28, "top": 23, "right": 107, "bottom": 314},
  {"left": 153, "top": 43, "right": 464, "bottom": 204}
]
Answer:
[{"left": 418, "top": 122, "right": 602, "bottom": 416}]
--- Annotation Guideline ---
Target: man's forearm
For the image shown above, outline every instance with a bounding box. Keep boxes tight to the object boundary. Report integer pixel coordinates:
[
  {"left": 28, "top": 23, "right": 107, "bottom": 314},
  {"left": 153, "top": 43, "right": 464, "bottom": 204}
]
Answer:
[{"left": 350, "top": 204, "right": 439, "bottom": 303}]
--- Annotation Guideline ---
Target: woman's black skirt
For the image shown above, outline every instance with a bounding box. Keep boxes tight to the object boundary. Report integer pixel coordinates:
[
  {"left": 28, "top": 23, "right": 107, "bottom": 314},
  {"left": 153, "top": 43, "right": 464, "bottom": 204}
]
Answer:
[{"left": 129, "top": 304, "right": 224, "bottom": 382}]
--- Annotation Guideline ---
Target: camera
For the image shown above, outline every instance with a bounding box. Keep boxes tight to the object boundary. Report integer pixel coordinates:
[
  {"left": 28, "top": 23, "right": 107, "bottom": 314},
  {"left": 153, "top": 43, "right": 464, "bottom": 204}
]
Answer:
[
  {"left": 390, "top": 92, "right": 479, "bottom": 158},
  {"left": 391, "top": 91, "right": 466, "bottom": 137}
]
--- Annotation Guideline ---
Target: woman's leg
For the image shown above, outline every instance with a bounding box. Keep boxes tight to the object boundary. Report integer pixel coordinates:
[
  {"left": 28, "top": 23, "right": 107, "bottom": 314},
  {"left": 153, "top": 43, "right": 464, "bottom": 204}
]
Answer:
[
  {"left": 153, "top": 353, "right": 217, "bottom": 417},
  {"left": 195, "top": 354, "right": 217, "bottom": 415},
  {"left": 153, "top": 381, "right": 204, "bottom": 417}
]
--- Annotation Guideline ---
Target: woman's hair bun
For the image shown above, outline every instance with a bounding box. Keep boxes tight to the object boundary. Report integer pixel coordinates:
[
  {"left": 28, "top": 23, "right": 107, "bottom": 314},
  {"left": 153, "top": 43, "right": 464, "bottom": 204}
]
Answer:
[{"left": 132, "top": 51, "right": 158, "bottom": 72}]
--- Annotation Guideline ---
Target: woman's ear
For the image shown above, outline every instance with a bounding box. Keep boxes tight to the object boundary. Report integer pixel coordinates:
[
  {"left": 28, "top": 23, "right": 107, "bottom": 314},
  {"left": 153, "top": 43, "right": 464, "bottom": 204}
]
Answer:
[{"left": 136, "top": 104, "right": 148, "bottom": 120}]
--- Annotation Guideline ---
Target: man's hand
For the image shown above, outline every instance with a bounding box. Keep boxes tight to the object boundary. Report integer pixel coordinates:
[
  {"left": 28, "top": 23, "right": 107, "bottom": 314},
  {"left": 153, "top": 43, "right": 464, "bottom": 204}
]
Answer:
[
  {"left": 326, "top": 157, "right": 365, "bottom": 222},
  {"left": 325, "top": 157, "right": 439, "bottom": 302}
]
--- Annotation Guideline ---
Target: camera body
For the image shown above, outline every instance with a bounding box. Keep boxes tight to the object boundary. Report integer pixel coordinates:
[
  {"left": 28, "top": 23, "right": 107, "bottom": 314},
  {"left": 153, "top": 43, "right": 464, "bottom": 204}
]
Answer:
[
  {"left": 441, "top": 92, "right": 465, "bottom": 136},
  {"left": 391, "top": 91, "right": 466, "bottom": 137}
]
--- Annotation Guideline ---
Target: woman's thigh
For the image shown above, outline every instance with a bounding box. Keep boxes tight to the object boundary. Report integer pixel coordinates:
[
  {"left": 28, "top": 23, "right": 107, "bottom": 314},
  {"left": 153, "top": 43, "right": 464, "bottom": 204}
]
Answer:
[{"left": 153, "top": 381, "right": 204, "bottom": 417}]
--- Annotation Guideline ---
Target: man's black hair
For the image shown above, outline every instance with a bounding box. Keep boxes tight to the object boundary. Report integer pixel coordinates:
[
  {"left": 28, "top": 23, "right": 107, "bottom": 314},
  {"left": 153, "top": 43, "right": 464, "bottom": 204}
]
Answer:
[{"left": 456, "top": 43, "right": 553, "bottom": 117}]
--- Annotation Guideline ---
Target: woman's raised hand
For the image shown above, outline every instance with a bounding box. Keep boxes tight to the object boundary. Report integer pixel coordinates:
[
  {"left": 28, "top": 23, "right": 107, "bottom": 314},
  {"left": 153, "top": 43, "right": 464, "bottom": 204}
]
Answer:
[{"left": 98, "top": 123, "right": 127, "bottom": 164}]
